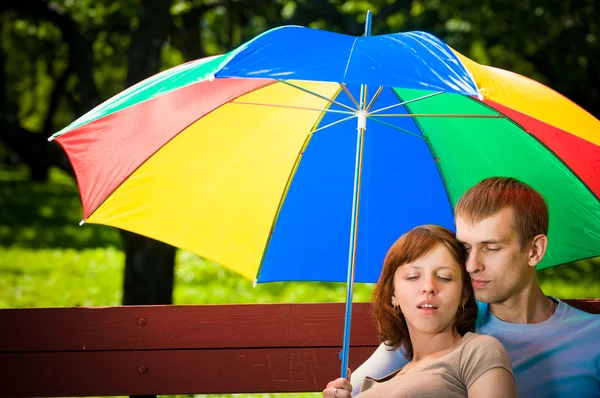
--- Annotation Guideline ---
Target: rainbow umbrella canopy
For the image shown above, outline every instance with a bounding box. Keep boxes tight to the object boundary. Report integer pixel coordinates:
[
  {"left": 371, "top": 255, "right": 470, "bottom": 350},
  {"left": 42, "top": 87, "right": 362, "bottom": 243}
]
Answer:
[{"left": 52, "top": 25, "right": 600, "bottom": 290}]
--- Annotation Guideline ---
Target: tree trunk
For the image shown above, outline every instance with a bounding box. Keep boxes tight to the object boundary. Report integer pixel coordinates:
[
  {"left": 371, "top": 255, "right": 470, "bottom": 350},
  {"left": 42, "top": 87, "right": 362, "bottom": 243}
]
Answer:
[
  {"left": 121, "top": 0, "right": 176, "bottom": 318},
  {"left": 121, "top": 230, "right": 176, "bottom": 305}
]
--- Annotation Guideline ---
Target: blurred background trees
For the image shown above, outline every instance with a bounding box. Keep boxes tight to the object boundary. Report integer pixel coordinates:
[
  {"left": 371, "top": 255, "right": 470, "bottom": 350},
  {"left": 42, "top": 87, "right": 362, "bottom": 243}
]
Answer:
[{"left": 1, "top": 0, "right": 598, "bottom": 305}]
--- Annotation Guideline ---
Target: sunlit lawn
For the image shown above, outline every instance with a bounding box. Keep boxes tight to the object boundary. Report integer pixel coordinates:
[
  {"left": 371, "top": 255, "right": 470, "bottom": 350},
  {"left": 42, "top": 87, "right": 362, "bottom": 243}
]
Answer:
[{"left": 1, "top": 167, "right": 599, "bottom": 398}]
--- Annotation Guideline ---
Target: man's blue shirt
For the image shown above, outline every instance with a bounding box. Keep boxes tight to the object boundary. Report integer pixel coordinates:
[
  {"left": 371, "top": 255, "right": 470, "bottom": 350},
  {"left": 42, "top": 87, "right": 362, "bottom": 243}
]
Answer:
[
  {"left": 476, "top": 299, "right": 600, "bottom": 397},
  {"left": 350, "top": 298, "right": 600, "bottom": 397}
]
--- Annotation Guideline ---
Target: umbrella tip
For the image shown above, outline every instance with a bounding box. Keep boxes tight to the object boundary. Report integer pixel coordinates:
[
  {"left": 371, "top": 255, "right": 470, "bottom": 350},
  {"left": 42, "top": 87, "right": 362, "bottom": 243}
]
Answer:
[
  {"left": 48, "top": 136, "right": 55, "bottom": 142},
  {"left": 364, "top": 10, "right": 372, "bottom": 37},
  {"left": 252, "top": 279, "right": 258, "bottom": 287},
  {"left": 79, "top": 219, "right": 86, "bottom": 226},
  {"left": 478, "top": 93, "right": 484, "bottom": 101},
  {"left": 208, "top": 74, "right": 215, "bottom": 82}
]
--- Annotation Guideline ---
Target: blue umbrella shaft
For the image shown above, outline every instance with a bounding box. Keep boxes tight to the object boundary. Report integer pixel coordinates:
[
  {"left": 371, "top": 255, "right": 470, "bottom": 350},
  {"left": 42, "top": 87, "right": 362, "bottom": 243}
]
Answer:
[{"left": 340, "top": 10, "right": 372, "bottom": 380}]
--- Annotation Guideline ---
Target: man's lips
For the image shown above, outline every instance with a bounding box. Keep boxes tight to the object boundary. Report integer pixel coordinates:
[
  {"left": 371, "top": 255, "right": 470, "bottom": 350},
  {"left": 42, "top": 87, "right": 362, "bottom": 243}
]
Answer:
[{"left": 471, "top": 279, "right": 489, "bottom": 289}]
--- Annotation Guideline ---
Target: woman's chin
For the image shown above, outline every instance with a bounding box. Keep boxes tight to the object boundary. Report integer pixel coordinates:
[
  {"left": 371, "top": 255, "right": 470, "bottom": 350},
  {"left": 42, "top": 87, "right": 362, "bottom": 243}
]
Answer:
[{"left": 406, "top": 318, "right": 455, "bottom": 335}]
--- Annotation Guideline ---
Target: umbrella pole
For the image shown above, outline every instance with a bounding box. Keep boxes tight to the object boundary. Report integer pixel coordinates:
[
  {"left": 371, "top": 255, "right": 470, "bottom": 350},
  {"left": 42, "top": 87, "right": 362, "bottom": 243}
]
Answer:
[{"left": 340, "top": 10, "right": 372, "bottom": 380}]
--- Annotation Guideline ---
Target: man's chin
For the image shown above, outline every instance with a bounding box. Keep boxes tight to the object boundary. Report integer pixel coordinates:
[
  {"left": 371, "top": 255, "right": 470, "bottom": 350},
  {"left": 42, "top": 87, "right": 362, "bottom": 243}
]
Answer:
[{"left": 473, "top": 292, "right": 494, "bottom": 303}]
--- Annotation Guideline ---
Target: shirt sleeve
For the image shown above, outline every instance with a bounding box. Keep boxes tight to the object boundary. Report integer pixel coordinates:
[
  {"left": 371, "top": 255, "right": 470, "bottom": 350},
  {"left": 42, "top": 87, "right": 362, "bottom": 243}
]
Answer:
[
  {"left": 350, "top": 342, "right": 408, "bottom": 396},
  {"left": 459, "top": 334, "right": 515, "bottom": 390}
]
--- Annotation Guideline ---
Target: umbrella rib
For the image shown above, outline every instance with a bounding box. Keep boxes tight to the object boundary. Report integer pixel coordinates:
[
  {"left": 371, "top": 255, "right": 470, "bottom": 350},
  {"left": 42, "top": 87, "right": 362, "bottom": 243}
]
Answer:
[
  {"left": 369, "top": 113, "right": 504, "bottom": 118},
  {"left": 370, "top": 91, "right": 445, "bottom": 114},
  {"left": 340, "top": 84, "right": 361, "bottom": 109},
  {"left": 367, "top": 116, "right": 427, "bottom": 140},
  {"left": 366, "top": 86, "right": 384, "bottom": 111},
  {"left": 278, "top": 80, "right": 358, "bottom": 112},
  {"left": 312, "top": 115, "right": 356, "bottom": 134},
  {"left": 231, "top": 101, "right": 355, "bottom": 115}
]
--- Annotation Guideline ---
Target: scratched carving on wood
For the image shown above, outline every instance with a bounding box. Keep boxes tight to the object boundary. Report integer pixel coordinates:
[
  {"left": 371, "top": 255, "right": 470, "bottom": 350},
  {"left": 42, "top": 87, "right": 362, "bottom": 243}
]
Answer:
[
  {"left": 286, "top": 328, "right": 324, "bottom": 342},
  {"left": 267, "top": 350, "right": 319, "bottom": 389}
]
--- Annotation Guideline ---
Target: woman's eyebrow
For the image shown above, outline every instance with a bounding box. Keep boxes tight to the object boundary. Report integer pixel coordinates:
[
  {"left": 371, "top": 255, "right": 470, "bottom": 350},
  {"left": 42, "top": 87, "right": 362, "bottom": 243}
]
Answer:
[
  {"left": 405, "top": 264, "right": 456, "bottom": 271},
  {"left": 435, "top": 266, "right": 457, "bottom": 272}
]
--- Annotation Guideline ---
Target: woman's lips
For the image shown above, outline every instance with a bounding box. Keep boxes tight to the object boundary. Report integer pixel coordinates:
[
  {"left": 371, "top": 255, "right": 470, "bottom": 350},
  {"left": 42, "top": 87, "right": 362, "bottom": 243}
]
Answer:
[
  {"left": 471, "top": 279, "right": 489, "bottom": 289},
  {"left": 417, "top": 307, "right": 439, "bottom": 315},
  {"left": 417, "top": 301, "right": 439, "bottom": 314}
]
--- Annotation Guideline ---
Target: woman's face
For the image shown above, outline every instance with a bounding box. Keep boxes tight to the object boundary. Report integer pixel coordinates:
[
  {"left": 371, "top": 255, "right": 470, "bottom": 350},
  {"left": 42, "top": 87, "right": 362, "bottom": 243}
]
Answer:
[{"left": 392, "top": 243, "right": 465, "bottom": 336}]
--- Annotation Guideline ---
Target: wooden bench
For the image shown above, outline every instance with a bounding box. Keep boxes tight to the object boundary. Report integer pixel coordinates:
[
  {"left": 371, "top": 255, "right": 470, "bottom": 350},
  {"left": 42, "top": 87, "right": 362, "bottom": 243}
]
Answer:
[{"left": 1, "top": 300, "right": 599, "bottom": 397}]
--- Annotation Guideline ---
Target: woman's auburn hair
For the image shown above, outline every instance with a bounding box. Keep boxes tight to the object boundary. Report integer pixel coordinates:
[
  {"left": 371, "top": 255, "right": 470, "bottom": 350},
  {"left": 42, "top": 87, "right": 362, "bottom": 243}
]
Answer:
[{"left": 371, "top": 225, "right": 478, "bottom": 360}]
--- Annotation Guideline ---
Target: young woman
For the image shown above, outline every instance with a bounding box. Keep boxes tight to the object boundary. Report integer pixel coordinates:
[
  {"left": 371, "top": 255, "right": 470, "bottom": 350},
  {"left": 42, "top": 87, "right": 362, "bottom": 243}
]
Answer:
[{"left": 323, "top": 225, "right": 515, "bottom": 398}]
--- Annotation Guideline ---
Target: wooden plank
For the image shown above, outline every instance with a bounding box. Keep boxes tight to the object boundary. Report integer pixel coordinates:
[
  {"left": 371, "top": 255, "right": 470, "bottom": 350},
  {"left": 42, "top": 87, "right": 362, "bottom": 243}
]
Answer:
[
  {"left": 564, "top": 299, "right": 600, "bottom": 314},
  {"left": 0, "top": 303, "right": 378, "bottom": 352},
  {"left": 0, "top": 347, "right": 376, "bottom": 397},
  {"left": 2, "top": 301, "right": 598, "bottom": 353}
]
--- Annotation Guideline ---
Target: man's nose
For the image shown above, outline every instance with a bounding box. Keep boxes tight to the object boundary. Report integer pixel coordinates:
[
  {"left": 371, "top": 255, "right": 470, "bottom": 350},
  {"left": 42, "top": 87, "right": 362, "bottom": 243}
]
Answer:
[{"left": 465, "top": 250, "right": 483, "bottom": 274}]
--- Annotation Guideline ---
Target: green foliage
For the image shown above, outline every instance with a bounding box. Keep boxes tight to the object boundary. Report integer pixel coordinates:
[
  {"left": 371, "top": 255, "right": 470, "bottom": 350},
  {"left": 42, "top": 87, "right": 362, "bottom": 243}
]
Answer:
[
  {"left": 0, "top": 168, "right": 121, "bottom": 249},
  {"left": 0, "top": 247, "right": 124, "bottom": 308},
  {"left": 3, "top": 0, "right": 598, "bottom": 146},
  {"left": 1, "top": 15, "right": 61, "bottom": 130},
  {"left": 175, "top": 250, "right": 375, "bottom": 305}
]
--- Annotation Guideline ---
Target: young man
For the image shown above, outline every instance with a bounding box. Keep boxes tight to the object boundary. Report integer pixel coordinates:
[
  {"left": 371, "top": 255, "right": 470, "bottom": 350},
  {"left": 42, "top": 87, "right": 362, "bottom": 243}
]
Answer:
[{"left": 323, "top": 177, "right": 600, "bottom": 397}]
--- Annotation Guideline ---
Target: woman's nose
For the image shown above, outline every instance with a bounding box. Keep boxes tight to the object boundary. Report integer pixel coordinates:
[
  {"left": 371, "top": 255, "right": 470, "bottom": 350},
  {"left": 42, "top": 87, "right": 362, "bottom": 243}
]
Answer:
[{"left": 421, "top": 277, "right": 437, "bottom": 295}]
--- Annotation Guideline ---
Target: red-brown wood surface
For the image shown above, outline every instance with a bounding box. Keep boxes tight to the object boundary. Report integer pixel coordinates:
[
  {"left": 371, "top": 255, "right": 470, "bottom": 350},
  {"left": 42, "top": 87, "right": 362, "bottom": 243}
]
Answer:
[
  {"left": 1, "top": 300, "right": 598, "bottom": 397},
  {"left": 3, "top": 301, "right": 598, "bottom": 353},
  {"left": 0, "top": 303, "right": 378, "bottom": 352},
  {"left": 0, "top": 347, "right": 375, "bottom": 396},
  {"left": 564, "top": 299, "right": 600, "bottom": 315}
]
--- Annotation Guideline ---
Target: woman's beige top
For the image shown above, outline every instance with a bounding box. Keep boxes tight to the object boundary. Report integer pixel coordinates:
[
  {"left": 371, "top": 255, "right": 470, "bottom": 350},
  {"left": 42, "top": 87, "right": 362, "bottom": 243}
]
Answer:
[{"left": 357, "top": 332, "right": 514, "bottom": 397}]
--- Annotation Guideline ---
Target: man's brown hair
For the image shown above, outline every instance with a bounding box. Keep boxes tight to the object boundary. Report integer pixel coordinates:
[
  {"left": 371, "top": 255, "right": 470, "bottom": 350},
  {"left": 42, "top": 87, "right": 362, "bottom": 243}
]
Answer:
[
  {"left": 455, "top": 177, "right": 549, "bottom": 247},
  {"left": 371, "top": 225, "right": 477, "bottom": 360}
]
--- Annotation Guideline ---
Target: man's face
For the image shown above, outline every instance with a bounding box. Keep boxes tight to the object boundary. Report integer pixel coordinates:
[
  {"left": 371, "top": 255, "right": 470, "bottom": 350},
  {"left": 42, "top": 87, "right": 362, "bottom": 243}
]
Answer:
[{"left": 455, "top": 207, "right": 533, "bottom": 304}]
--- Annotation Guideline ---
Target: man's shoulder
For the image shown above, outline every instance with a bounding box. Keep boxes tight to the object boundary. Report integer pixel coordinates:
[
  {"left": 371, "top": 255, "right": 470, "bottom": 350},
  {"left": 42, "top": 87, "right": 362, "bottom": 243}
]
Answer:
[
  {"left": 475, "top": 298, "right": 600, "bottom": 334},
  {"left": 560, "top": 299, "right": 600, "bottom": 326}
]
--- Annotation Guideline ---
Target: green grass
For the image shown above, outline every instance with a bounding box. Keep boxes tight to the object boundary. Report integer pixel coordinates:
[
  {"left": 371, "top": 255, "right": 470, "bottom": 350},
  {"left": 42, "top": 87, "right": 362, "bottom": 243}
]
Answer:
[
  {"left": 1, "top": 167, "right": 600, "bottom": 398},
  {"left": 0, "top": 246, "right": 377, "bottom": 308}
]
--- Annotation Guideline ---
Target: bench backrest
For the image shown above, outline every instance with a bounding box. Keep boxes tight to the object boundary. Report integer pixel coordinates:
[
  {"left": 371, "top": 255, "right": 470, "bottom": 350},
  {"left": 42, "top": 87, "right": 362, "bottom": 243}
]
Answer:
[{"left": 1, "top": 300, "right": 598, "bottom": 397}]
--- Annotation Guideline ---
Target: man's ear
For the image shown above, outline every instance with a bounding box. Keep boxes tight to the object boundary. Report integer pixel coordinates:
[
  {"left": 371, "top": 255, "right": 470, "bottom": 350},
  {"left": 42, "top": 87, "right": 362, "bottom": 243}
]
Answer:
[{"left": 528, "top": 234, "right": 548, "bottom": 268}]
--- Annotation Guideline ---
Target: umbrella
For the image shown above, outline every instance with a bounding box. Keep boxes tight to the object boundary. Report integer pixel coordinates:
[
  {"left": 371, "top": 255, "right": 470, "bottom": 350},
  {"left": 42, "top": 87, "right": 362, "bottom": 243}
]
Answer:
[{"left": 50, "top": 13, "right": 600, "bottom": 377}]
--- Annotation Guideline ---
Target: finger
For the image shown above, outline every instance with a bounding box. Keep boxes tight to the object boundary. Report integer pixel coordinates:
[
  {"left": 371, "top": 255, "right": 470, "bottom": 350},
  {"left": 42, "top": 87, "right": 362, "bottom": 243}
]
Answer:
[
  {"left": 340, "top": 378, "right": 353, "bottom": 392},
  {"left": 346, "top": 367, "right": 352, "bottom": 381},
  {"left": 322, "top": 386, "right": 353, "bottom": 398},
  {"left": 325, "top": 377, "right": 348, "bottom": 389},
  {"left": 324, "top": 380, "right": 353, "bottom": 393}
]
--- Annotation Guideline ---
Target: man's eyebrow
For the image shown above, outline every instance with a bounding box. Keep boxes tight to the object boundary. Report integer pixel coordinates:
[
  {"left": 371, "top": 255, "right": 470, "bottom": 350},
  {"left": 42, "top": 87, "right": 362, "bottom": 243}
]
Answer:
[{"left": 480, "top": 239, "right": 504, "bottom": 244}]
